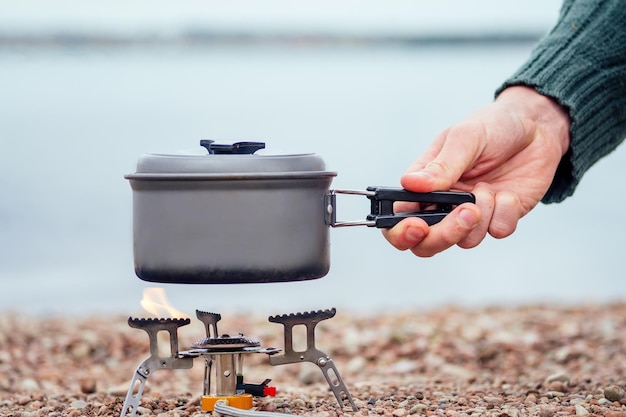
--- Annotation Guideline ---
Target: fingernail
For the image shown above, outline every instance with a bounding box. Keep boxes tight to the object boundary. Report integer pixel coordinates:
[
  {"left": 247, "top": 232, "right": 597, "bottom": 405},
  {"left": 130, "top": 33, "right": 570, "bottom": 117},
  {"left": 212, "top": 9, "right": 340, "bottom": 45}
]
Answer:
[
  {"left": 458, "top": 208, "right": 479, "bottom": 228},
  {"left": 406, "top": 226, "right": 426, "bottom": 243}
]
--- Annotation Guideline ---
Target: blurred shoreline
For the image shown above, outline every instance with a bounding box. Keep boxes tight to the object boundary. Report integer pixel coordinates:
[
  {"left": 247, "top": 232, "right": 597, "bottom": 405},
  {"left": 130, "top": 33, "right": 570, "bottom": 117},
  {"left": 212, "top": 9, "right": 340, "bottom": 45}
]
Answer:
[
  {"left": 0, "top": 0, "right": 559, "bottom": 50},
  {"left": 0, "top": 31, "right": 544, "bottom": 49}
]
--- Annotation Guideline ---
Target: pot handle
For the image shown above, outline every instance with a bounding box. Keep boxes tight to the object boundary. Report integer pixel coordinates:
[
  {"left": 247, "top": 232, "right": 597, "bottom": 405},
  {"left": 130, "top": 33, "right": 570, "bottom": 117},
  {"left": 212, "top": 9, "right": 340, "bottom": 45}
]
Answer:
[{"left": 324, "top": 187, "right": 475, "bottom": 228}]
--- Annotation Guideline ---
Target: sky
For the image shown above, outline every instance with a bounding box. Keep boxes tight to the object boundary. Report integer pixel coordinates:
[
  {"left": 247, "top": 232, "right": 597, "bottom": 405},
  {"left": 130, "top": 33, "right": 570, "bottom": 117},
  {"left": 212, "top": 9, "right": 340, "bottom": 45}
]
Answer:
[{"left": 0, "top": 0, "right": 562, "bottom": 37}]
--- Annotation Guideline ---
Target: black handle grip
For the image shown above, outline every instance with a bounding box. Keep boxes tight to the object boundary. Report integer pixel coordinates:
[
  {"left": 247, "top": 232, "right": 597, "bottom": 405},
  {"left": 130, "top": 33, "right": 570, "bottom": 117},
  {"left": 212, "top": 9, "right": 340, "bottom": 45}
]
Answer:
[
  {"left": 366, "top": 187, "right": 475, "bottom": 228},
  {"left": 371, "top": 211, "right": 448, "bottom": 228},
  {"left": 366, "top": 187, "right": 475, "bottom": 205}
]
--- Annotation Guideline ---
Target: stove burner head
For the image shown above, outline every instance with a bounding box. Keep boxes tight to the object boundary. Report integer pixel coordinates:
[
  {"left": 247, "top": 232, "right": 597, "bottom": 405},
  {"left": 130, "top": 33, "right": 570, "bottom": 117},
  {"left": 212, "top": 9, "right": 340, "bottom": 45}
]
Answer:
[{"left": 192, "top": 333, "right": 261, "bottom": 351}]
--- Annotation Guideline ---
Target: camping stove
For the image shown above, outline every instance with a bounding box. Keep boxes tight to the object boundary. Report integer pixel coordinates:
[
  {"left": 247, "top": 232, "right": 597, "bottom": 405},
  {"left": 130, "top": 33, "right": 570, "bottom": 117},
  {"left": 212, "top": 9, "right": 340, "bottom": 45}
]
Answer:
[{"left": 120, "top": 308, "right": 357, "bottom": 417}]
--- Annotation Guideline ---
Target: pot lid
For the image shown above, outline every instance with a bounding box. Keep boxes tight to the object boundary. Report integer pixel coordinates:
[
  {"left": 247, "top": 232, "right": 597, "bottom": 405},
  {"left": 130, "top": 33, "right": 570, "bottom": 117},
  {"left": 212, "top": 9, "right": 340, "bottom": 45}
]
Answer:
[{"left": 128, "top": 140, "right": 337, "bottom": 177}]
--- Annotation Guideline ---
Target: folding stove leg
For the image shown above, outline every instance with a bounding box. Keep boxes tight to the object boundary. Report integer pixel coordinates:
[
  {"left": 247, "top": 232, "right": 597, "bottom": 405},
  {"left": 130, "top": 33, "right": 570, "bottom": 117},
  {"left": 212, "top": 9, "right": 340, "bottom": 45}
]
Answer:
[
  {"left": 120, "top": 318, "right": 194, "bottom": 417},
  {"left": 120, "top": 364, "right": 148, "bottom": 417},
  {"left": 268, "top": 308, "right": 358, "bottom": 411}
]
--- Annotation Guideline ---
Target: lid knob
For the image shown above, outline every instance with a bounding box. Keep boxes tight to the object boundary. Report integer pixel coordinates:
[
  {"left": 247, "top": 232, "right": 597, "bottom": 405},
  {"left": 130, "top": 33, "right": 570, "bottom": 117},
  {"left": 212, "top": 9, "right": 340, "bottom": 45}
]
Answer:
[{"left": 200, "top": 140, "right": 266, "bottom": 155}]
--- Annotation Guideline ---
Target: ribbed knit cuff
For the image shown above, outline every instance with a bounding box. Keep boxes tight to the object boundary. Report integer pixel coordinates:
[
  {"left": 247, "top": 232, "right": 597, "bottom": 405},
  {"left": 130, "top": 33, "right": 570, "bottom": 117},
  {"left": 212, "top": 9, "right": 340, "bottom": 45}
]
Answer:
[{"left": 496, "top": 0, "right": 626, "bottom": 203}]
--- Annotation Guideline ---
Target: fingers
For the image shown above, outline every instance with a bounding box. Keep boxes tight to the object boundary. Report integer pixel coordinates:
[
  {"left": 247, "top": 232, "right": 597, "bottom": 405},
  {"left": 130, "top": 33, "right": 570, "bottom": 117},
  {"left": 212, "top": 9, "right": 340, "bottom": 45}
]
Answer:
[
  {"left": 382, "top": 185, "right": 522, "bottom": 257},
  {"left": 488, "top": 191, "right": 522, "bottom": 238},
  {"left": 381, "top": 201, "right": 481, "bottom": 256},
  {"left": 408, "top": 203, "right": 481, "bottom": 257},
  {"left": 381, "top": 217, "right": 430, "bottom": 251},
  {"left": 457, "top": 184, "right": 495, "bottom": 249}
]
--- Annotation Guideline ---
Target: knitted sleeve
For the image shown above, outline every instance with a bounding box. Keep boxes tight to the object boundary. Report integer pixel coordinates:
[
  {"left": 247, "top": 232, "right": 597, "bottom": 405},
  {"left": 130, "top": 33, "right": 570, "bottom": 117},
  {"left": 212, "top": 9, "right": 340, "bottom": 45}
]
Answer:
[{"left": 495, "top": 0, "right": 626, "bottom": 203}]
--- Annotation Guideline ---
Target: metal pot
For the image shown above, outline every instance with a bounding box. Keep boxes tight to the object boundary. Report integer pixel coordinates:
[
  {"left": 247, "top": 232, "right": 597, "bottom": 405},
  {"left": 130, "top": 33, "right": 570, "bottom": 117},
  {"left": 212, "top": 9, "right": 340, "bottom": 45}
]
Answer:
[{"left": 125, "top": 140, "right": 474, "bottom": 284}]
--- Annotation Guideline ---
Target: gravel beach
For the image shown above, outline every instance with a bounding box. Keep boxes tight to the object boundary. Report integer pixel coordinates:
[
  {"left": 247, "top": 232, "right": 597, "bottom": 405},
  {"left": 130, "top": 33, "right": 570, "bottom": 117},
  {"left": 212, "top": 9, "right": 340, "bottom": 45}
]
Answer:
[{"left": 2, "top": 303, "right": 626, "bottom": 417}]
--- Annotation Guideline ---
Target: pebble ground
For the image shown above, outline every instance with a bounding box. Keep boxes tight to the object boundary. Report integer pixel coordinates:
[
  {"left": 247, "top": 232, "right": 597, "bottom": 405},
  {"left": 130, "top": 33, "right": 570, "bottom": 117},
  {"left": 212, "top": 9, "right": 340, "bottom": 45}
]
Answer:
[{"left": 2, "top": 303, "right": 626, "bottom": 416}]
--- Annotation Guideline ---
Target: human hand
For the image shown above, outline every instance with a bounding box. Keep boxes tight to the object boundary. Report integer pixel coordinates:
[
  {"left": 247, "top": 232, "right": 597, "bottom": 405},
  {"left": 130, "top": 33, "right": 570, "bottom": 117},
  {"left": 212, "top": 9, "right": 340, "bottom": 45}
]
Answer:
[{"left": 383, "top": 86, "right": 571, "bottom": 257}]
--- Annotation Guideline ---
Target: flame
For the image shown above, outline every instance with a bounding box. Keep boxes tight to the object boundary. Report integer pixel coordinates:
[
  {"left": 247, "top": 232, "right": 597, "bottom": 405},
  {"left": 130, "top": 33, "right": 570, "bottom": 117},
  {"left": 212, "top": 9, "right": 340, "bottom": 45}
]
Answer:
[{"left": 140, "top": 287, "right": 189, "bottom": 318}]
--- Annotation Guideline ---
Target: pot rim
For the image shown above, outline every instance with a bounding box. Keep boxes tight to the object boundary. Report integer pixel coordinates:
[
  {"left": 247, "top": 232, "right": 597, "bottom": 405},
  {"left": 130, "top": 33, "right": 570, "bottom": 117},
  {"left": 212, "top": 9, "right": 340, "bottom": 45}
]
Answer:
[{"left": 124, "top": 171, "right": 337, "bottom": 181}]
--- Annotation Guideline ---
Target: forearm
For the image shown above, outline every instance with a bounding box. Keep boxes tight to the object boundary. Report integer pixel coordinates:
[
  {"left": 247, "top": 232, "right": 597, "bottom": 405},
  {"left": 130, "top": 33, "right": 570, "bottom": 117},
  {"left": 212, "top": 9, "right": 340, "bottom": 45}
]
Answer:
[{"left": 496, "top": 0, "right": 626, "bottom": 203}]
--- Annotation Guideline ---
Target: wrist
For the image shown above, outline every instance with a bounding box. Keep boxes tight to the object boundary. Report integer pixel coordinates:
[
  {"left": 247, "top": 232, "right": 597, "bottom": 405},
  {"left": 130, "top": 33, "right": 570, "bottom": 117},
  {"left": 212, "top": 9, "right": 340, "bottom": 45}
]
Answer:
[{"left": 496, "top": 86, "right": 571, "bottom": 156}]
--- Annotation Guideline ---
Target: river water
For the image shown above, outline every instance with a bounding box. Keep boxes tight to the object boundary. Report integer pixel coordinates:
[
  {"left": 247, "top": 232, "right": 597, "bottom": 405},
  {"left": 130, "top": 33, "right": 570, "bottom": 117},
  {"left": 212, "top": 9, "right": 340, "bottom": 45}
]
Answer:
[{"left": 1, "top": 42, "right": 625, "bottom": 316}]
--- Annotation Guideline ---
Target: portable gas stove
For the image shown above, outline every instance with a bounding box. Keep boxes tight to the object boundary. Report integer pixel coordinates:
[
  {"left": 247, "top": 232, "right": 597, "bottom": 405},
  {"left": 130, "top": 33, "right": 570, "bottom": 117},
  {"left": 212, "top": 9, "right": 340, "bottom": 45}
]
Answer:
[{"left": 120, "top": 308, "right": 357, "bottom": 417}]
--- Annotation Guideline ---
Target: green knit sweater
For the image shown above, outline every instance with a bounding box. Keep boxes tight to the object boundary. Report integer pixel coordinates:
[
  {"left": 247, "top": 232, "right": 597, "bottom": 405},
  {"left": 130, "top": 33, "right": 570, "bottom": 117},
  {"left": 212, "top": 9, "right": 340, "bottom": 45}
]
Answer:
[{"left": 496, "top": 0, "right": 626, "bottom": 203}]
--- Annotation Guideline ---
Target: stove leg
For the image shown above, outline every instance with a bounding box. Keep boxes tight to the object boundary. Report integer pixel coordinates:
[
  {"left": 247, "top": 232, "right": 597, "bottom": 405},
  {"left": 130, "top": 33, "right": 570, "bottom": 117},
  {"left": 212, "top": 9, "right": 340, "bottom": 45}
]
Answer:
[
  {"left": 267, "top": 308, "right": 358, "bottom": 411},
  {"left": 119, "top": 370, "right": 147, "bottom": 417},
  {"left": 316, "top": 356, "right": 358, "bottom": 412},
  {"left": 119, "top": 318, "right": 194, "bottom": 417}
]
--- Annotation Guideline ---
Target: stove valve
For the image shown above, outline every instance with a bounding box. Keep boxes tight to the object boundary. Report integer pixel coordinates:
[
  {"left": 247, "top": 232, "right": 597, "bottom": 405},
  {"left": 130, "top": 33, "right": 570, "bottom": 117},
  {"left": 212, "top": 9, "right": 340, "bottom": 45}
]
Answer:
[{"left": 237, "top": 376, "right": 276, "bottom": 397}]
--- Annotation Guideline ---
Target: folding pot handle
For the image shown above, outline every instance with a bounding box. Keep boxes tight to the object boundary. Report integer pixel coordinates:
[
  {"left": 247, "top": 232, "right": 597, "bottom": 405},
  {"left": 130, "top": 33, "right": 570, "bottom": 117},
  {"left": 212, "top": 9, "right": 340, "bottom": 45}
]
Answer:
[{"left": 324, "top": 187, "right": 475, "bottom": 228}]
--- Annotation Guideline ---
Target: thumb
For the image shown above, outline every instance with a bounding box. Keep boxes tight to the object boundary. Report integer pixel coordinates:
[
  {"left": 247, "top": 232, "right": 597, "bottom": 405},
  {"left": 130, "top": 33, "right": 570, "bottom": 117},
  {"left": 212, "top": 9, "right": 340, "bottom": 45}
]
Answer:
[{"left": 401, "top": 127, "right": 482, "bottom": 192}]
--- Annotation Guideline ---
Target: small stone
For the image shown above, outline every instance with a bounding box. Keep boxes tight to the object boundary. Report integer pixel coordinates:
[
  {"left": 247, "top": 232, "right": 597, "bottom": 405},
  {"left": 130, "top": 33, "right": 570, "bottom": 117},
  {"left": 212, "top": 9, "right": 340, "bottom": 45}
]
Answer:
[
  {"left": 483, "top": 395, "right": 503, "bottom": 406},
  {"left": 292, "top": 398, "right": 306, "bottom": 408},
  {"left": 554, "top": 347, "right": 576, "bottom": 363},
  {"left": 502, "top": 407, "right": 520, "bottom": 417},
  {"left": 408, "top": 404, "right": 427, "bottom": 415},
  {"left": 548, "top": 380, "right": 567, "bottom": 392},
  {"left": 346, "top": 356, "right": 367, "bottom": 374},
  {"left": 478, "top": 343, "right": 500, "bottom": 362},
  {"left": 19, "top": 378, "right": 40, "bottom": 392},
  {"left": 538, "top": 405, "right": 555, "bottom": 417},
  {"left": 392, "top": 360, "right": 418, "bottom": 373},
  {"left": 298, "top": 366, "right": 324, "bottom": 385},
  {"left": 261, "top": 401, "right": 277, "bottom": 412},
  {"left": 16, "top": 395, "right": 32, "bottom": 405},
  {"left": 392, "top": 408, "right": 407, "bottom": 417},
  {"left": 69, "top": 341, "right": 91, "bottom": 359},
  {"left": 604, "top": 385, "right": 626, "bottom": 402},
  {"left": 575, "top": 404, "right": 589, "bottom": 416},
  {"left": 70, "top": 399, "right": 87, "bottom": 409},
  {"left": 545, "top": 371, "right": 570, "bottom": 386},
  {"left": 137, "top": 406, "right": 151, "bottom": 415},
  {"left": 80, "top": 377, "right": 97, "bottom": 394}
]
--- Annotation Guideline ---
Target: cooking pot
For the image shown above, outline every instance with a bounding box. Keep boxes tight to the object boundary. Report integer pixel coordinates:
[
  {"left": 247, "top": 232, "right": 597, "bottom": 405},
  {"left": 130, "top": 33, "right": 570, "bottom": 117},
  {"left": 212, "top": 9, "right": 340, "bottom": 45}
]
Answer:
[{"left": 125, "top": 140, "right": 474, "bottom": 284}]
